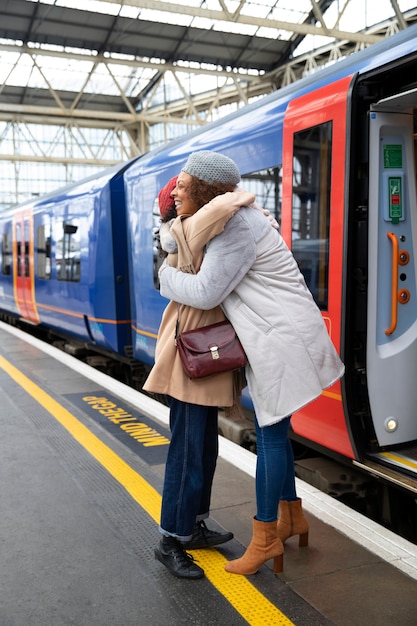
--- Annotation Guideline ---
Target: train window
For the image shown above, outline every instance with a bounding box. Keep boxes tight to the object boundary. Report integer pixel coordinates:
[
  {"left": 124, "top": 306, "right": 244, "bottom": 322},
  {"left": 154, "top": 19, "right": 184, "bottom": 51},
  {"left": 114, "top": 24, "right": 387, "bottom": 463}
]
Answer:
[
  {"left": 24, "top": 221, "right": 30, "bottom": 278},
  {"left": 56, "top": 220, "right": 81, "bottom": 282},
  {"left": 37, "top": 223, "right": 51, "bottom": 280},
  {"left": 292, "top": 122, "right": 332, "bottom": 309},
  {"left": 1, "top": 232, "right": 11, "bottom": 276},
  {"left": 152, "top": 197, "right": 165, "bottom": 290},
  {"left": 14, "top": 221, "right": 30, "bottom": 278},
  {"left": 15, "top": 223, "right": 22, "bottom": 276},
  {"left": 241, "top": 167, "right": 281, "bottom": 223}
]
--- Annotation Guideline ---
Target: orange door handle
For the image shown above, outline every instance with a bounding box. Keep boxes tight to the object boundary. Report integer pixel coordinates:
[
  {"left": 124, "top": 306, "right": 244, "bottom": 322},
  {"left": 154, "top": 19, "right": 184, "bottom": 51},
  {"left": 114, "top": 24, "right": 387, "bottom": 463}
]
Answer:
[{"left": 385, "top": 231, "right": 398, "bottom": 336}]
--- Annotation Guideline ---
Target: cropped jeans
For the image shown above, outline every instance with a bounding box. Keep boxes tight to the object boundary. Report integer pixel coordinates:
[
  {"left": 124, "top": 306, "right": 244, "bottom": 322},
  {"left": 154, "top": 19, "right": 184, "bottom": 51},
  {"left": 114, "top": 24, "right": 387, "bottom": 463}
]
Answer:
[
  {"left": 255, "top": 416, "right": 297, "bottom": 522},
  {"left": 159, "top": 397, "right": 218, "bottom": 542}
]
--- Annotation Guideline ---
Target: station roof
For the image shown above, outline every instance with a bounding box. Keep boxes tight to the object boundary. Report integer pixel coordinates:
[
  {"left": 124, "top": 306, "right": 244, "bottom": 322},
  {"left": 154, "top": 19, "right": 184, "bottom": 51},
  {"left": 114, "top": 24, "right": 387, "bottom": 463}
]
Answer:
[
  {"left": 0, "top": 0, "right": 415, "bottom": 209},
  {"left": 2, "top": 0, "right": 344, "bottom": 73},
  {"left": 0, "top": 0, "right": 403, "bottom": 120}
]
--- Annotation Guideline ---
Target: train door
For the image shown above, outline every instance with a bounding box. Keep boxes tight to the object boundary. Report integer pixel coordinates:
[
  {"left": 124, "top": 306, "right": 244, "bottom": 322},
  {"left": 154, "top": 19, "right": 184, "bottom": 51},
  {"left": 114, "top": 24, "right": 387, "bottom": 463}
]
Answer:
[
  {"left": 281, "top": 75, "right": 355, "bottom": 458},
  {"left": 367, "top": 91, "right": 417, "bottom": 446},
  {"left": 12, "top": 209, "right": 39, "bottom": 324}
]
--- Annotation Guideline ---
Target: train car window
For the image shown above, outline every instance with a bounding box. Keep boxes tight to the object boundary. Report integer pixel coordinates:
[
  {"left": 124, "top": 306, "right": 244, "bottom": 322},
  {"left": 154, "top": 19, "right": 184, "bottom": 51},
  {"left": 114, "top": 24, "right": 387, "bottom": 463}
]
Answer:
[
  {"left": 15, "top": 223, "right": 22, "bottom": 277},
  {"left": 1, "top": 232, "right": 11, "bottom": 276},
  {"left": 291, "top": 122, "right": 332, "bottom": 309},
  {"left": 241, "top": 167, "right": 281, "bottom": 223},
  {"left": 37, "top": 223, "right": 51, "bottom": 280},
  {"left": 56, "top": 220, "right": 81, "bottom": 282},
  {"left": 152, "top": 197, "right": 164, "bottom": 290},
  {"left": 14, "top": 222, "right": 30, "bottom": 277},
  {"left": 24, "top": 221, "right": 30, "bottom": 278}
]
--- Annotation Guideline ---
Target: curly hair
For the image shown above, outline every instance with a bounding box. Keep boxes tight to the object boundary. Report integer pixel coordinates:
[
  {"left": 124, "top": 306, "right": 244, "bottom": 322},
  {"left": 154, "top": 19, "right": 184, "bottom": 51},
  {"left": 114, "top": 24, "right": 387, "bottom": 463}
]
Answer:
[
  {"left": 157, "top": 175, "right": 236, "bottom": 257},
  {"left": 188, "top": 178, "right": 236, "bottom": 208}
]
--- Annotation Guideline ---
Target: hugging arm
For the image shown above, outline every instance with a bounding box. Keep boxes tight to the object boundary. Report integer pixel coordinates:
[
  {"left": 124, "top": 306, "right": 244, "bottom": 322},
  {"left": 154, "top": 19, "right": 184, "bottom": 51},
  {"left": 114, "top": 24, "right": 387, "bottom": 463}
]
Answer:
[{"left": 159, "top": 214, "right": 256, "bottom": 309}]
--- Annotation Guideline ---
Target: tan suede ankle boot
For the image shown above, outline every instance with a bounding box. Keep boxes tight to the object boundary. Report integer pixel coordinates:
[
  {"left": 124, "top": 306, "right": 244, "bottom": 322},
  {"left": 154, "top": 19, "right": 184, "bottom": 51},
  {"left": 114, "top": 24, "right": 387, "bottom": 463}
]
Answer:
[
  {"left": 277, "top": 498, "right": 309, "bottom": 546},
  {"left": 225, "top": 517, "right": 283, "bottom": 575}
]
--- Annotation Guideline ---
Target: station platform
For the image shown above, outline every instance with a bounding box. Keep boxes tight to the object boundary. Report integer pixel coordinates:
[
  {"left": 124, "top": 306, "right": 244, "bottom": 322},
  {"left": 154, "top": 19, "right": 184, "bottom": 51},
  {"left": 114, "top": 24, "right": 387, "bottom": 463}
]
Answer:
[{"left": 1, "top": 320, "right": 417, "bottom": 626}]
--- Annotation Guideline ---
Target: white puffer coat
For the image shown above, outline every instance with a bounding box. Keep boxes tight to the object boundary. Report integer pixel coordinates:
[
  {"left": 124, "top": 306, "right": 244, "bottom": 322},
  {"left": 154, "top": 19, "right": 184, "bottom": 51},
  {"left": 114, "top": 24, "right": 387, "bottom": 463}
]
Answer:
[{"left": 159, "top": 205, "right": 344, "bottom": 427}]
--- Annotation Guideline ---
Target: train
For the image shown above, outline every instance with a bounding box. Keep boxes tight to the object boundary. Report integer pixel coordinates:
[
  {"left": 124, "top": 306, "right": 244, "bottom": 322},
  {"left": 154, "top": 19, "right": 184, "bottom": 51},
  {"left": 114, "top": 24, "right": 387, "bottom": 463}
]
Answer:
[{"left": 1, "top": 24, "right": 417, "bottom": 539}]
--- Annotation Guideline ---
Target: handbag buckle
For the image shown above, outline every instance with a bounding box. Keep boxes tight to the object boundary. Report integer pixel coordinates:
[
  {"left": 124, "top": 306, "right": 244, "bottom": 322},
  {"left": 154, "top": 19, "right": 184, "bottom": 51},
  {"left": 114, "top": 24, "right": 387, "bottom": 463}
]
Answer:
[{"left": 210, "top": 346, "right": 220, "bottom": 360}]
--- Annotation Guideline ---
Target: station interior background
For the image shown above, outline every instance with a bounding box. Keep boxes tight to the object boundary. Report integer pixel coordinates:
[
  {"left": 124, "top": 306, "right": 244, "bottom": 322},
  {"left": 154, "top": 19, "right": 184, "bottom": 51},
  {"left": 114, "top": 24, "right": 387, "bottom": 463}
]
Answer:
[{"left": 0, "top": 0, "right": 416, "bottom": 211}]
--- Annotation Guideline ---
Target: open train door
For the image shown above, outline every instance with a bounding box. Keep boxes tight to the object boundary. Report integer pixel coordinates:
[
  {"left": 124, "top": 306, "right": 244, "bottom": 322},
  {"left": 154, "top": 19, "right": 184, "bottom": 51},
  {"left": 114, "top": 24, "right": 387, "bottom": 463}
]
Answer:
[
  {"left": 12, "top": 209, "right": 39, "bottom": 324},
  {"left": 281, "top": 75, "right": 354, "bottom": 458},
  {"left": 367, "top": 90, "right": 417, "bottom": 446}
]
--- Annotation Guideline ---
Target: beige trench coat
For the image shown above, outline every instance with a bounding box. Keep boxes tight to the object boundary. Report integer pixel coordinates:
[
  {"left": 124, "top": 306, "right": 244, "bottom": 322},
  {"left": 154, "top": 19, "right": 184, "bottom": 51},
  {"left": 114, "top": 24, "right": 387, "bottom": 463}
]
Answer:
[{"left": 143, "top": 190, "right": 255, "bottom": 407}]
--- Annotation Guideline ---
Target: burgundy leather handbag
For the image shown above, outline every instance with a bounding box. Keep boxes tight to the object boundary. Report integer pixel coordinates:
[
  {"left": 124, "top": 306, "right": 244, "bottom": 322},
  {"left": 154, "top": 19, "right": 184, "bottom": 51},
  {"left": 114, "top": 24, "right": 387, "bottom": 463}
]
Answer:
[{"left": 176, "top": 320, "right": 247, "bottom": 379}]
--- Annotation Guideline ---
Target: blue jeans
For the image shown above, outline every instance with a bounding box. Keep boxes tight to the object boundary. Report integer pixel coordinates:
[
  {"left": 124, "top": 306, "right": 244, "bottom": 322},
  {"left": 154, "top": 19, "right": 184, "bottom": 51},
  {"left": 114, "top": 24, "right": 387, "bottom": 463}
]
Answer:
[
  {"left": 159, "top": 397, "right": 218, "bottom": 541},
  {"left": 255, "top": 416, "right": 297, "bottom": 522}
]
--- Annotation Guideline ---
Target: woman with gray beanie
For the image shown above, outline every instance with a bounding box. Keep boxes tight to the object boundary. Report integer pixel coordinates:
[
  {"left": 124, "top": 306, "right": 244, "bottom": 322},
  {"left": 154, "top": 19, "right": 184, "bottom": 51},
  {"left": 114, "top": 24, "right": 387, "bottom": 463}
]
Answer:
[
  {"left": 159, "top": 150, "right": 344, "bottom": 577},
  {"left": 145, "top": 152, "right": 256, "bottom": 579}
]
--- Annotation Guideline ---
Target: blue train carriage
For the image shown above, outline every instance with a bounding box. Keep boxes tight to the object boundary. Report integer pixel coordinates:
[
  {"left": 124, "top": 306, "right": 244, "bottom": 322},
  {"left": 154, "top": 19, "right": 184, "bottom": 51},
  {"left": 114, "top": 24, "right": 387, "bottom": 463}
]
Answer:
[
  {"left": 0, "top": 162, "right": 135, "bottom": 357},
  {"left": 125, "top": 23, "right": 417, "bottom": 465},
  {"left": 123, "top": 154, "right": 177, "bottom": 367},
  {"left": 123, "top": 41, "right": 355, "bottom": 451}
]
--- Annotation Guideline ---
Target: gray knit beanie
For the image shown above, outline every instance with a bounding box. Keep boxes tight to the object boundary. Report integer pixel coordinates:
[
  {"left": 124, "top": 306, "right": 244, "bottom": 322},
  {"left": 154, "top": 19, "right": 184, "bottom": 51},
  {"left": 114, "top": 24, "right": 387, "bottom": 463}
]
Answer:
[{"left": 182, "top": 150, "right": 240, "bottom": 185}]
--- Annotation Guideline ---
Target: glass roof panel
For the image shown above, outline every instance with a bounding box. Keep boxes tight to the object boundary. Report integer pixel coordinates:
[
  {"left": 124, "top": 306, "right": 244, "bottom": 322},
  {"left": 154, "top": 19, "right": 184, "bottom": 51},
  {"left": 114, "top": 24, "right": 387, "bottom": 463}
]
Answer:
[
  {"left": 27, "top": 0, "right": 316, "bottom": 34},
  {"left": 2, "top": 1, "right": 416, "bottom": 101}
]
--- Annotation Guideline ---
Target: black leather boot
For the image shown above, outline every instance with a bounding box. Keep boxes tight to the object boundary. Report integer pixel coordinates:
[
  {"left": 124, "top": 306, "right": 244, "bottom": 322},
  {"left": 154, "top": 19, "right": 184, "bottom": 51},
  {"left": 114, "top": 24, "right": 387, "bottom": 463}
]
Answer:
[
  {"left": 154, "top": 536, "right": 204, "bottom": 579},
  {"left": 181, "top": 520, "right": 233, "bottom": 550}
]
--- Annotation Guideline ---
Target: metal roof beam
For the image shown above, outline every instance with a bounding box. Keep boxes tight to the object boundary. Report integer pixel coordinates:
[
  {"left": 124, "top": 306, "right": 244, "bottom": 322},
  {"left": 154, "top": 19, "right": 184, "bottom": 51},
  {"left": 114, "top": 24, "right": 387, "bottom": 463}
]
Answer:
[
  {"left": 0, "top": 42, "right": 260, "bottom": 82},
  {"left": 309, "top": 0, "right": 330, "bottom": 36},
  {"left": 96, "top": 0, "right": 382, "bottom": 45},
  {"left": 0, "top": 102, "right": 201, "bottom": 126},
  {"left": 390, "top": 0, "right": 408, "bottom": 30}
]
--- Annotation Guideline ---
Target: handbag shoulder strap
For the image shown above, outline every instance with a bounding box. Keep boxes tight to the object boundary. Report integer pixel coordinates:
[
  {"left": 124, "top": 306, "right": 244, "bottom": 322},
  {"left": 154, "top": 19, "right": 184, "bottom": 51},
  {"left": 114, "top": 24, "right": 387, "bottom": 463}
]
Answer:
[{"left": 175, "top": 303, "right": 181, "bottom": 343}]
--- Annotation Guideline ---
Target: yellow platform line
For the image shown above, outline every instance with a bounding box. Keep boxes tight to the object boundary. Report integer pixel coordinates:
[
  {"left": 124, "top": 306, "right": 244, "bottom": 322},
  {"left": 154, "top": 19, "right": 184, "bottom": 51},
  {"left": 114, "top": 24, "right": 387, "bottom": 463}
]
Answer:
[
  {"left": 381, "top": 451, "right": 417, "bottom": 470},
  {"left": 0, "top": 354, "right": 294, "bottom": 626}
]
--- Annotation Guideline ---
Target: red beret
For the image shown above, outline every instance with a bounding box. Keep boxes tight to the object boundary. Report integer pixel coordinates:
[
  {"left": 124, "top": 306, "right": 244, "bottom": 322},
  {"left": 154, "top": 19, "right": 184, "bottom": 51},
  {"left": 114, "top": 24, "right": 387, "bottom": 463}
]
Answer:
[{"left": 158, "top": 175, "right": 178, "bottom": 219}]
